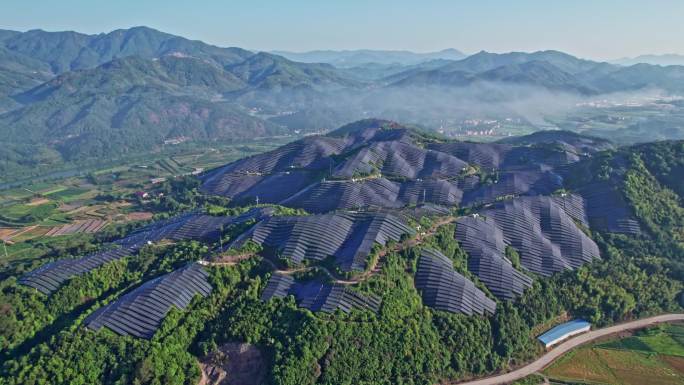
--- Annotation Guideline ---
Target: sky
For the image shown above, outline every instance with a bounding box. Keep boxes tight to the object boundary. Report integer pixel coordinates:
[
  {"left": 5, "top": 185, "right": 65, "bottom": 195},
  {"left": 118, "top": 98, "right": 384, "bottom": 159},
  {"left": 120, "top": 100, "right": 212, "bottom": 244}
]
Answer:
[{"left": 1, "top": 0, "right": 683, "bottom": 60}]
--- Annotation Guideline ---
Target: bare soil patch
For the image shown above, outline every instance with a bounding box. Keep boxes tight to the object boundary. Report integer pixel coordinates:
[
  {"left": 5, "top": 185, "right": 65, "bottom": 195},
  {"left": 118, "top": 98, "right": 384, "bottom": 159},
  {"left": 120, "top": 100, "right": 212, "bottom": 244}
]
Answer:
[
  {"left": 198, "top": 343, "right": 265, "bottom": 385},
  {"left": 662, "top": 355, "right": 684, "bottom": 374},
  {"left": 27, "top": 198, "right": 50, "bottom": 206},
  {"left": 126, "top": 212, "right": 154, "bottom": 221}
]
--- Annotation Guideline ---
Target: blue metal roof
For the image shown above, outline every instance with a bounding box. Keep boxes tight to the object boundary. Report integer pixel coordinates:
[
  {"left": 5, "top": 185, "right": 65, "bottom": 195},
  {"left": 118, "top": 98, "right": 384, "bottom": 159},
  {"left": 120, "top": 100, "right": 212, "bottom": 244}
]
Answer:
[{"left": 538, "top": 319, "right": 591, "bottom": 345}]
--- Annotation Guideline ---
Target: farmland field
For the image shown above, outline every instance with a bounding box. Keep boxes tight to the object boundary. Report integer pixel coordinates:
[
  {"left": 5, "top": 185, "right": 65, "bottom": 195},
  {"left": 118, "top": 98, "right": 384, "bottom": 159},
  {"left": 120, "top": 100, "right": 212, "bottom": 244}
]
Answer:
[
  {"left": 544, "top": 324, "right": 684, "bottom": 385},
  {"left": 0, "top": 138, "right": 288, "bottom": 270},
  {"left": 598, "top": 324, "right": 684, "bottom": 357}
]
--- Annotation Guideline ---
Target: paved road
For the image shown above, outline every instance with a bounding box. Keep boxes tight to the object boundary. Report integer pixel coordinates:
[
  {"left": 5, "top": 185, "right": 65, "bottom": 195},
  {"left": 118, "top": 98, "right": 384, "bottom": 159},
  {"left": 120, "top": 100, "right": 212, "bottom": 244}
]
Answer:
[{"left": 450, "top": 313, "right": 684, "bottom": 385}]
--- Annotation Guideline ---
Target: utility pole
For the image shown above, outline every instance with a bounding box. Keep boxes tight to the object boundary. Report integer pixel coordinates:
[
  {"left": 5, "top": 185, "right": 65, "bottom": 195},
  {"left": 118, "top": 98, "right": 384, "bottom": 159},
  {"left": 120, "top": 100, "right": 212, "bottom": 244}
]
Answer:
[
  {"left": 256, "top": 195, "right": 260, "bottom": 206},
  {"left": 2, "top": 240, "right": 8, "bottom": 259}
]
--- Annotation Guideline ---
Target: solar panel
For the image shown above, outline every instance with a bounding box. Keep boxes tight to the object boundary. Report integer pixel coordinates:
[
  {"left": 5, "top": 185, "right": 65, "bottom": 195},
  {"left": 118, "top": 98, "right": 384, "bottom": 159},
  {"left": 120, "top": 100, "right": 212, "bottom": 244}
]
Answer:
[
  {"left": 455, "top": 216, "right": 533, "bottom": 300},
  {"left": 261, "top": 273, "right": 381, "bottom": 314},
  {"left": 455, "top": 195, "right": 600, "bottom": 299},
  {"left": 462, "top": 170, "right": 563, "bottom": 206},
  {"left": 85, "top": 263, "right": 212, "bottom": 339},
  {"left": 19, "top": 208, "right": 272, "bottom": 294},
  {"left": 230, "top": 212, "right": 414, "bottom": 271},
  {"left": 415, "top": 248, "right": 496, "bottom": 315},
  {"left": 576, "top": 181, "right": 642, "bottom": 234},
  {"left": 332, "top": 141, "right": 467, "bottom": 180}
]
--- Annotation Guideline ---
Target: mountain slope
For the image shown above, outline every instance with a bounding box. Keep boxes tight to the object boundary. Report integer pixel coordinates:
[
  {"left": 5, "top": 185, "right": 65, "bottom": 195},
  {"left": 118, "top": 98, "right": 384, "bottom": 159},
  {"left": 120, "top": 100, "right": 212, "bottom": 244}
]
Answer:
[
  {"left": 0, "top": 55, "right": 284, "bottom": 172},
  {"left": 0, "top": 26, "right": 253, "bottom": 75},
  {"left": 0, "top": 29, "right": 366, "bottom": 177},
  {"left": 226, "top": 52, "right": 358, "bottom": 90}
]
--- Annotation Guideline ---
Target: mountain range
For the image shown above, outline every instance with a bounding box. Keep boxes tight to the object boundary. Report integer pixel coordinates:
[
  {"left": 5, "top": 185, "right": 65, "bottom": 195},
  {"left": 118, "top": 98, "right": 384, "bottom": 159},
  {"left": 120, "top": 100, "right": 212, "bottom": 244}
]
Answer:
[
  {"left": 271, "top": 48, "right": 467, "bottom": 67},
  {"left": 2, "top": 26, "right": 684, "bottom": 181},
  {"left": 384, "top": 50, "right": 684, "bottom": 94},
  {"left": 612, "top": 53, "right": 684, "bottom": 67}
]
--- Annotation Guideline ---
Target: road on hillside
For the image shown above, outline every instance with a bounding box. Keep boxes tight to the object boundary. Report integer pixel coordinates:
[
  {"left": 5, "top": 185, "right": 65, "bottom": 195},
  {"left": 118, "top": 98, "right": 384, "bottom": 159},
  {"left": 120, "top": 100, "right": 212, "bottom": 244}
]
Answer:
[{"left": 449, "top": 313, "right": 684, "bottom": 385}]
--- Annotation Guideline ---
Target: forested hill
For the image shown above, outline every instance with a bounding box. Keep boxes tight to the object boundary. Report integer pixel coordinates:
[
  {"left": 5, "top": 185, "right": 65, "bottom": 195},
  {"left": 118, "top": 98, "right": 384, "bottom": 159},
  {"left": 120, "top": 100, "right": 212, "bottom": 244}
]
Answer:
[
  {"left": 0, "top": 26, "right": 252, "bottom": 75},
  {"left": 565, "top": 139, "right": 684, "bottom": 278},
  {"left": 0, "top": 28, "right": 355, "bottom": 181},
  {"left": 1, "top": 120, "right": 681, "bottom": 385}
]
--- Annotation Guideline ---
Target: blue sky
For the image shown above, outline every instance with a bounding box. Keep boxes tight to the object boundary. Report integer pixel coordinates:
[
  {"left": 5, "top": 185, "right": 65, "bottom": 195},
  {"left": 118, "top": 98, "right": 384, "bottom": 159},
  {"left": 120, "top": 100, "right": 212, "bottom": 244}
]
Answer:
[{"left": 2, "top": 0, "right": 683, "bottom": 60}]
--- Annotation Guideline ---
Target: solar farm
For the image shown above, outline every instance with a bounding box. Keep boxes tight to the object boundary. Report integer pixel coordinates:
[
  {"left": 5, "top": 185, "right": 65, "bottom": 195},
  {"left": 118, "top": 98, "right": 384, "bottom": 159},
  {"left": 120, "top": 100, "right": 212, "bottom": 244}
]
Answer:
[{"left": 17, "top": 119, "right": 636, "bottom": 343}]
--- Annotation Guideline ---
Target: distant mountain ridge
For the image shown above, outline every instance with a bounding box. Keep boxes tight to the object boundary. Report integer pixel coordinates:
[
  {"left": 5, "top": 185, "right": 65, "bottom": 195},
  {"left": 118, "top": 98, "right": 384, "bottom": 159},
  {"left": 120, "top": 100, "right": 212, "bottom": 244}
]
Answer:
[
  {"left": 612, "top": 54, "right": 684, "bottom": 67},
  {"left": 2, "top": 26, "right": 684, "bottom": 182},
  {"left": 0, "top": 26, "right": 252, "bottom": 75},
  {"left": 272, "top": 48, "right": 467, "bottom": 67},
  {"left": 386, "top": 50, "right": 684, "bottom": 94}
]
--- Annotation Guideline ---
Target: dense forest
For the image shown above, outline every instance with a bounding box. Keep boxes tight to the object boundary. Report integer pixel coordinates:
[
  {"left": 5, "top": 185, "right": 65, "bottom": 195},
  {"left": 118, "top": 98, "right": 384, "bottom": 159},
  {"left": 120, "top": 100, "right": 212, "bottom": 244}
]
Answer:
[{"left": 1, "top": 141, "right": 683, "bottom": 385}]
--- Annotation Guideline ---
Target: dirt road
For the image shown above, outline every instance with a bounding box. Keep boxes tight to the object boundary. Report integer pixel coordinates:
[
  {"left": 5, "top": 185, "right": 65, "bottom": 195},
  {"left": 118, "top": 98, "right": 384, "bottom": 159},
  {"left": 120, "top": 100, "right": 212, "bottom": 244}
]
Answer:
[{"left": 450, "top": 313, "right": 684, "bottom": 385}]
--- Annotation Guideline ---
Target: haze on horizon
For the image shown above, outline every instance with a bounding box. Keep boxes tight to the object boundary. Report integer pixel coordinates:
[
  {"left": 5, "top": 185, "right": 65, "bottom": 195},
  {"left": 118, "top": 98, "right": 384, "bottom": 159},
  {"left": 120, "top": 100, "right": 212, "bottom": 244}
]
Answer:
[{"left": 2, "top": 0, "right": 683, "bottom": 61}]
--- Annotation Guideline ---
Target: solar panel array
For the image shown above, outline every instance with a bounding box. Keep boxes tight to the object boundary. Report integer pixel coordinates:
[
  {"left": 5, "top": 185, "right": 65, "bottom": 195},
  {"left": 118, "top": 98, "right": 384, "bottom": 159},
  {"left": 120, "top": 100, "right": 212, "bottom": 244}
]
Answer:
[
  {"left": 232, "top": 212, "right": 414, "bottom": 271},
  {"left": 415, "top": 248, "right": 496, "bottom": 315},
  {"left": 199, "top": 170, "right": 318, "bottom": 204},
  {"left": 328, "top": 123, "right": 414, "bottom": 146},
  {"left": 282, "top": 178, "right": 463, "bottom": 213},
  {"left": 19, "top": 208, "right": 272, "bottom": 294},
  {"left": 428, "top": 141, "right": 588, "bottom": 171},
  {"left": 199, "top": 120, "right": 603, "bottom": 214},
  {"left": 500, "top": 130, "right": 613, "bottom": 155},
  {"left": 261, "top": 273, "right": 381, "bottom": 314},
  {"left": 282, "top": 178, "right": 404, "bottom": 213},
  {"left": 577, "top": 182, "right": 642, "bottom": 234},
  {"left": 428, "top": 142, "right": 512, "bottom": 169},
  {"left": 19, "top": 248, "right": 133, "bottom": 295},
  {"left": 550, "top": 193, "right": 590, "bottom": 227},
  {"left": 462, "top": 170, "right": 564, "bottom": 206},
  {"left": 455, "top": 216, "right": 533, "bottom": 300},
  {"left": 482, "top": 197, "right": 600, "bottom": 275},
  {"left": 332, "top": 141, "right": 467, "bottom": 180},
  {"left": 85, "top": 263, "right": 212, "bottom": 339},
  {"left": 455, "top": 195, "right": 600, "bottom": 299},
  {"left": 205, "top": 136, "right": 349, "bottom": 176}
]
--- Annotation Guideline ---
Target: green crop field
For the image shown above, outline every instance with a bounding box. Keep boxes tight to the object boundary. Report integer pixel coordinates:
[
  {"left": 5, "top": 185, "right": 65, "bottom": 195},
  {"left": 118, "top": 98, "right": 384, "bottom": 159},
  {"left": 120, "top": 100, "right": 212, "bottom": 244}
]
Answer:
[
  {"left": 45, "top": 187, "right": 90, "bottom": 201},
  {"left": 544, "top": 323, "right": 684, "bottom": 385},
  {"left": 0, "top": 202, "right": 57, "bottom": 226},
  {"left": 598, "top": 324, "right": 684, "bottom": 357}
]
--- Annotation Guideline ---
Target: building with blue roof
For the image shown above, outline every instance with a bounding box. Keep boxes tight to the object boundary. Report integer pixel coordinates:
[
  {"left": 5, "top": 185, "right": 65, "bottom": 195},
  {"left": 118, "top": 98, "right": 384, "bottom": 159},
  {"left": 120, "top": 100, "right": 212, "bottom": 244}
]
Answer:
[{"left": 537, "top": 319, "right": 591, "bottom": 348}]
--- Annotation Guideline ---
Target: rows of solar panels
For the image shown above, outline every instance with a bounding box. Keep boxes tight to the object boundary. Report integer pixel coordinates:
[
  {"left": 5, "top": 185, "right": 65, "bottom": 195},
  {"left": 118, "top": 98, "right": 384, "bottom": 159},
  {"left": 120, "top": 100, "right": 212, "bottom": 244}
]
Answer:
[
  {"left": 260, "top": 246, "right": 498, "bottom": 317},
  {"left": 21, "top": 122, "right": 622, "bottom": 339},
  {"left": 85, "top": 263, "right": 212, "bottom": 339},
  {"left": 199, "top": 122, "right": 617, "bottom": 217},
  {"left": 261, "top": 273, "right": 381, "bottom": 314},
  {"left": 455, "top": 194, "right": 600, "bottom": 300},
  {"left": 415, "top": 248, "right": 496, "bottom": 315},
  {"left": 231, "top": 211, "right": 414, "bottom": 271},
  {"left": 19, "top": 207, "right": 273, "bottom": 294}
]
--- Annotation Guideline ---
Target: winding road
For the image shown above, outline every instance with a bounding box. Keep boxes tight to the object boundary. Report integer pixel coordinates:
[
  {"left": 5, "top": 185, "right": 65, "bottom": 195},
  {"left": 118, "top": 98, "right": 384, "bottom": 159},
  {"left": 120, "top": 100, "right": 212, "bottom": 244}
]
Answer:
[{"left": 450, "top": 313, "right": 684, "bottom": 385}]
